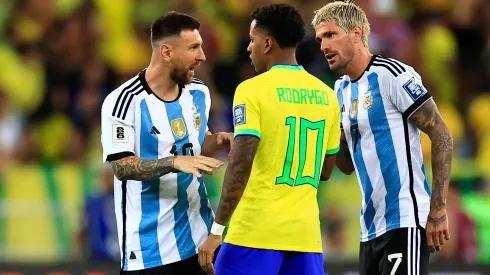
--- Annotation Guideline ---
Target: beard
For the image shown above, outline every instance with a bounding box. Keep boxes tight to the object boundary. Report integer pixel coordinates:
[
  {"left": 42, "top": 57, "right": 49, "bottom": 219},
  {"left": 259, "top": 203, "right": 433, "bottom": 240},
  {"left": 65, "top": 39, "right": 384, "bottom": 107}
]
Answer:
[
  {"left": 329, "top": 44, "right": 355, "bottom": 76},
  {"left": 170, "top": 66, "right": 192, "bottom": 86}
]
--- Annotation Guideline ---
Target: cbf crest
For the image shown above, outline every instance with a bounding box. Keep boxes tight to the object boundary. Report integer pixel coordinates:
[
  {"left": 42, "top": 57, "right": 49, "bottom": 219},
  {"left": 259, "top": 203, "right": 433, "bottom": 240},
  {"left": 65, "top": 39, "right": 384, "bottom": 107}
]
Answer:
[
  {"left": 192, "top": 102, "right": 202, "bottom": 131},
  {"left": 363, "top": 93, "right": 373, "bottom": 109},
  {"left": 171, "top": 118, "right": 187, "bottom": 139},
  {"left": 350, "top": 99, "right": 358, "bottom": 118}
]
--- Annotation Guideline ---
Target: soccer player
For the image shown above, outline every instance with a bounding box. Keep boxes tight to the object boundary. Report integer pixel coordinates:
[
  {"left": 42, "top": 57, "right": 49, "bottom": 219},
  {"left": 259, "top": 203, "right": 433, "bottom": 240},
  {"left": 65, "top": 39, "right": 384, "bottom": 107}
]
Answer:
[
  {"left": 101, "top": 12, "right": 233, "bottom": 275},
  {"left": 198, "top": 4, "right": 340, "bottom": 275},
  {"left": 312, "top": 1, "right": 453, "bottom": 275}
]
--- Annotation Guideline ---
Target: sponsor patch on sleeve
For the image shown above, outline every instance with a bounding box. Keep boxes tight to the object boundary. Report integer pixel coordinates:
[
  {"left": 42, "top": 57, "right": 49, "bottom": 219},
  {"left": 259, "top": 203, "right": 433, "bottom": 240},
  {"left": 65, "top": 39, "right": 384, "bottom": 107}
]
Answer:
[
  {"left": 402, "top": 77, "right": 426, "bottom": 101},
  {"left": 112, "top": 125, "right": 129, "bottom": 143},
  {"left": 233, "top": 104, "right": 246, "bottom": 126}
]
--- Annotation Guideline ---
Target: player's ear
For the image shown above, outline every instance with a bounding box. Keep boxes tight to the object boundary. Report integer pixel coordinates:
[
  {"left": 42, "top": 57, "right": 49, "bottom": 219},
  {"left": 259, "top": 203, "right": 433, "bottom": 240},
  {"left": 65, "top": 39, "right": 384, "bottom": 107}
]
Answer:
[
  {"left": 160, "top": 43, "right": 172, "bottom": 61},
  {"left": 264, "top": 36, "right": 273, "bottom": 54},
  {"left": 351, "top": 26, "right": 363, "bottom": 45}
]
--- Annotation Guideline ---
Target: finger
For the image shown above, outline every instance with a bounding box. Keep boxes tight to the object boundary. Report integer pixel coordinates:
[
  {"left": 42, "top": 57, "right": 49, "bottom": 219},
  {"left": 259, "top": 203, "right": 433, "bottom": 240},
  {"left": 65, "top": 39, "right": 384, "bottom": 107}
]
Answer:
[
  {"left": 228, "top": 135, "right": 235, "bottom": 150},
  {"left": 198, "top": 156, "right": 224, "bottom": 167},
  {"left": 439, "top": 231, "right": 444, "bottom": 246},
  {"left": 196, "top": 163, "right": 214, "bottom": 172},
  {"left": 206, "top": 252, "right": 215, "bottom": 275},
  {"left": 203, "top": 170, "right": 214, "bottom": 176},
  {"left": 198, "top": 249, "right": 204, "bottom": 270},
  {"left": 432, "top": 231, "right": 441, "bottom": 250},
  {"left": 188, "top": 168, "right": 202, "bottom": 178},
  {"left": 444, "top": 229, "right": 450, "bottom": 240},
  {"left": 426, "top": 231, "right": 435, "bottom": 253}
]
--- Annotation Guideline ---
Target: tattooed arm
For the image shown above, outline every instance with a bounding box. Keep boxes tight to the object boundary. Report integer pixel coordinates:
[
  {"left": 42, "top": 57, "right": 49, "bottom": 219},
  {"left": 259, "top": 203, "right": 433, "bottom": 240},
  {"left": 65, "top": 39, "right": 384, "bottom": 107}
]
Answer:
[
  {"left": 335, "top": 131, "right": 355, "bottom": 175},
  {"left": 214, "top": 136, "right": 259, "bottom": 225},
  {"left": 409, "top": 98, "right": 453, "bottom": 252},
  {"left": 110, "top": 156, "right": 177, "bottom": 181},
  {"left": 110, "top": 155, "right": 223, "bottom": 181}
]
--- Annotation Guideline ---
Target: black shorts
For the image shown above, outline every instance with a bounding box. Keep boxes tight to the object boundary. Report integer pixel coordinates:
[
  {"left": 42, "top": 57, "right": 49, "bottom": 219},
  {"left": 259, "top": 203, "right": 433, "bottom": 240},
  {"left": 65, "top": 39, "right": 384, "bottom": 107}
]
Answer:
[
  {"left": 122, "top": 246, "right": 220, "bottom": 275},
  {"left": 360, "top": 227, "right": 430, "bottom": 275},
  {"left": 121, "top": 254, "right": 205, "bottom": 275}
]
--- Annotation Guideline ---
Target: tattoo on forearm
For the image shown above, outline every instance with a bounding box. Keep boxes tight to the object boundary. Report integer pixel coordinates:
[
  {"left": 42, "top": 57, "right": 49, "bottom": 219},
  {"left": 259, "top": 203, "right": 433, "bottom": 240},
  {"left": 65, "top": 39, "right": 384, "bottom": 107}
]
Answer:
[
  {"left": 215, "top": 136, "right": 259, "bottom": 225},
  {"left": 409, "top": 99, "right": 453, "bottom": 213},
  {"left": 110, "top": 156, "right": 176, "bottom": 181}
]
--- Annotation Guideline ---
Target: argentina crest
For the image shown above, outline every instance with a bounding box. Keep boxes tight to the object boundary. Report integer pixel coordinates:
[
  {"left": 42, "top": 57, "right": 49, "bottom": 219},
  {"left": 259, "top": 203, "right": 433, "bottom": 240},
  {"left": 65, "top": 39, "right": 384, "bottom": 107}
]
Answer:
[
  {"left": 363, "top": 93, "right": 373, "bottom": 109},
  {"left": 171, "top": 118, "right": 187, "bottom": 139},
  {"left": 350, "top": 99, "right": 358, "bottom": 118},
  {"left": 192, "top": 102, "right": 202, "bottom": 131}
]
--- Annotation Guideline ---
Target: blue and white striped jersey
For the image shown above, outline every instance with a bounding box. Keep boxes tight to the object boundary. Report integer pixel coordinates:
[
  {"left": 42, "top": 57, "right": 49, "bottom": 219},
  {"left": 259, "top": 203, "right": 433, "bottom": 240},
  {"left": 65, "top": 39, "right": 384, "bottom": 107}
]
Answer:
[
  {"left": 335, "top": 55, "right": 432, "bottom": 242},
  {"left": 101, "top": 70, "right": 214, "bottom": 271}
]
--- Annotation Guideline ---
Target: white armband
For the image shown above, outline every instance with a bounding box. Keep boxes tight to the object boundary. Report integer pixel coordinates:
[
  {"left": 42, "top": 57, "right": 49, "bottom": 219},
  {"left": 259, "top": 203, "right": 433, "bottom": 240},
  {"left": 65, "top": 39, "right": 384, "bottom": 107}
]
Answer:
[{"left": 210, "top": 222, "right": 226, "bottom": 236}]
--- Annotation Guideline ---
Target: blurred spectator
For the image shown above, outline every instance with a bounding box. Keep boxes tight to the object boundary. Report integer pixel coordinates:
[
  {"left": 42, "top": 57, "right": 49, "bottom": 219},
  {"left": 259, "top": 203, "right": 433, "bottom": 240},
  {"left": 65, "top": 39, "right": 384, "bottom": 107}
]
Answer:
[
  {"left": 76, "top": 164, "right": 119, "bottom": 262},
  {"left": 436, "top": 182, "right": 478, "bottom": 263}
]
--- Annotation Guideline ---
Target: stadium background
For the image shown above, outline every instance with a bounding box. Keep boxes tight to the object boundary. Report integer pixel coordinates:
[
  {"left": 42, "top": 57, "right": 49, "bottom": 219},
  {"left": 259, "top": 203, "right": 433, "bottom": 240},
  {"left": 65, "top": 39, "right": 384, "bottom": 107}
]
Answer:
[{"left": 0, "top": 0, "right": 489, "bottom": 274}]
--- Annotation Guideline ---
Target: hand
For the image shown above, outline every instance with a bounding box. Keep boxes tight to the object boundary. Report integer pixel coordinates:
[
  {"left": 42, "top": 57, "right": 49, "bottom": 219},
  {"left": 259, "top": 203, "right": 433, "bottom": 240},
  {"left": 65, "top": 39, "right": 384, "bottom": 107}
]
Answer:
[
  {"left": 198, "top": 234, "right": 222, "bottom": 275},
  {"left": 216, "top": 132, "right": 234, "bottom": 160},
  {"left": 426, "top": 208, "right": 450, "bottom": 253},
  {"left": 173, "top": 156, "right": 224, "bottom": 178}
]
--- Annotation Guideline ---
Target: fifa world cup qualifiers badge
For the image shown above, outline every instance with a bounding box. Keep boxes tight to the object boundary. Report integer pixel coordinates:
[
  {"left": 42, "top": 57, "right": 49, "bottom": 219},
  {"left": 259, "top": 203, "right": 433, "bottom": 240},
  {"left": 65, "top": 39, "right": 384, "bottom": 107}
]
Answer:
[
  {"left": 234, "top": 104, "right": 246, "bottom": 126},
  {"left": 113, "top": 125, "right": 129, "bottom": 143},
  {"left": 403, "top": 77, "right": 425, "bottom": 101}
]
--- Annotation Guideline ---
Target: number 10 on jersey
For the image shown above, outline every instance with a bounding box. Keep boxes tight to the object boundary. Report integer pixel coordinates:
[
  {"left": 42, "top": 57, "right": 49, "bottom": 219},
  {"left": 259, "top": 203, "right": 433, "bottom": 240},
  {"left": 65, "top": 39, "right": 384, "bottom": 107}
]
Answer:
[{"left": 275, "top": 117, "right": 325, "bottom": 189}]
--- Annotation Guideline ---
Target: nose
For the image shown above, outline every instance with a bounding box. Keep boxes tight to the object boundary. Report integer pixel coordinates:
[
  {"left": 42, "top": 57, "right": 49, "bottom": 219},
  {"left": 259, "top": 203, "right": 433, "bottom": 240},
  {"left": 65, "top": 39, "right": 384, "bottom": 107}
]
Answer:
[
  {"left": 197, "top": 47, "right": 206, "bottom": 62},
  {"left": 320, "top": 39, "right": 329, "bottom": 53},
  {"left": 247, "top": 42, "right": 252, "bottom": 55}
]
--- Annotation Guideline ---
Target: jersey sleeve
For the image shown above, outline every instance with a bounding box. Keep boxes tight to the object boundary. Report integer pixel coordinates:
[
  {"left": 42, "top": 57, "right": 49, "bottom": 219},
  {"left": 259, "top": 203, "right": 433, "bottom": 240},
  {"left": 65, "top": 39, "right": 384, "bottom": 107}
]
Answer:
[
  {"left": 386, "top": 71, "right": 432, "bottom": 118},
  {"left": 101, "top": 92, "right": 136, "bottom": 162},
  {"left": 326, "top": 92, "right": 341, "bottom": 155},
  {"left": 232, "top": 82, "right": 261, "bottom": 139}
]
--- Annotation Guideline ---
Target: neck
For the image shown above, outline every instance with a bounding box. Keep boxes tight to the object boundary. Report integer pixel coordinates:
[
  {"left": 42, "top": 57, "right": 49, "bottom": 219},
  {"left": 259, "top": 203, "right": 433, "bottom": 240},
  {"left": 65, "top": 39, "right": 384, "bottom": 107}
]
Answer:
[
  {"left": 145, "top": 60, "right": 180, "bottom": 100},
  {"left": 346, "top": 47, "right": 372, "bottom": 81},
  {"left": 265, "top": 48, "right": 298, "bottom": 71}
]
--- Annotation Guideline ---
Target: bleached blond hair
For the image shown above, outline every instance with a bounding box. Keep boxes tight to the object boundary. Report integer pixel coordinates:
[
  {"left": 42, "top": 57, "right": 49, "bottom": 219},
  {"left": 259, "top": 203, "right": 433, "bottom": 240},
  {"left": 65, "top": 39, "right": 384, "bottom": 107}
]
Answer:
[{"left": 311, "top": 0, "right": 370, "bottom": 47}]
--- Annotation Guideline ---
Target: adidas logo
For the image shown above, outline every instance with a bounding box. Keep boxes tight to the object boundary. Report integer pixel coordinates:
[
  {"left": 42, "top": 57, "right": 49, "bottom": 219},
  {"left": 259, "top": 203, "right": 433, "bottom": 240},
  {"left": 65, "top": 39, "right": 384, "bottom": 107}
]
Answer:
[{"left": 150, "top": 126, "right": 160, "bottom": 135}]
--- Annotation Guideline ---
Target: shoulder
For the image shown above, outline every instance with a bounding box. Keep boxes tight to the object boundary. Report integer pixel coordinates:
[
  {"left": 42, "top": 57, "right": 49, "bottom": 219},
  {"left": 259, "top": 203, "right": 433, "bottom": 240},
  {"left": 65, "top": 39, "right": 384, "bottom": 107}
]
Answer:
[
  {"left": 102, "top": 75, "right": 142, "bottom": 113},
  {"left": 334, "top": 75, "right": 350, "bottom": 91},
  {"left": 186, "top": 77, "right": 210, "bottom": 97},
  {"left": 369, "top": 55, "right": 423, "bottom": 86}
]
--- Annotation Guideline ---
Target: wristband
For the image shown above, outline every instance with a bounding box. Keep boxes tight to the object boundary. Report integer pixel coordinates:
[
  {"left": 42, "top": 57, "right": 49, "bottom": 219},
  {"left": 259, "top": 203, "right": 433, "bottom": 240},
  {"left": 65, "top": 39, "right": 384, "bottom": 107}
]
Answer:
[{"left": 210, "top": 222, "right": 226, "bottom": 236}]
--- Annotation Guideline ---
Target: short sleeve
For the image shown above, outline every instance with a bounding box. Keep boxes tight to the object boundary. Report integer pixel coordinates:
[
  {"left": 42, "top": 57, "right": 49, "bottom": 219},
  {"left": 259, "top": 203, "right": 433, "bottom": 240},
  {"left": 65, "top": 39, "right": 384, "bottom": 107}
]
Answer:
[
  {"left": 101, "top": 92, "right": 136, "bottom": 162},
  {"left": 326, "top": 94, "right": 341, "bottom": 155},
  {"left": 232, "top": 83, "right": 261, "bottom": 139},
  {"left": 388, "top": 71, "right": 432, "bottom": 118}
]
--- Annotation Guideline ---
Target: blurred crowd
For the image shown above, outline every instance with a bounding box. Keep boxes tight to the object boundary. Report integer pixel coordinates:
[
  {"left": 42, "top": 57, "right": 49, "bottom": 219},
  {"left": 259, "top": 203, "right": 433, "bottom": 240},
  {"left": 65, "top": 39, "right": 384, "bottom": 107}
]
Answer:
[{"left": 0, "top": 0, "right": 489, "bottom": 266}]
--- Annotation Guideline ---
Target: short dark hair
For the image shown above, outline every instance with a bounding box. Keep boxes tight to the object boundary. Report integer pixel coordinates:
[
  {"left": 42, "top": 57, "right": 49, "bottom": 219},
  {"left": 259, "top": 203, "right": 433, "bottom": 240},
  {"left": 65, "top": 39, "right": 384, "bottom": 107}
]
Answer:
[
  {"left": 251, "top": 4, "right": 305, "bottom": 49},
  {"left": 151, "top": 12, "right": 200, "bottom": 44}
]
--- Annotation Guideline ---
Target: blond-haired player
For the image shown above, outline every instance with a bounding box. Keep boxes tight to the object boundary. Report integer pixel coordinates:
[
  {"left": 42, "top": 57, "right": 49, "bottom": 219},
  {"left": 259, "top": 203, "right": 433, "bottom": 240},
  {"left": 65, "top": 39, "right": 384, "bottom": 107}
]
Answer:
[{"left": 312, "top": 1, "right": 453, "bottom": 274}]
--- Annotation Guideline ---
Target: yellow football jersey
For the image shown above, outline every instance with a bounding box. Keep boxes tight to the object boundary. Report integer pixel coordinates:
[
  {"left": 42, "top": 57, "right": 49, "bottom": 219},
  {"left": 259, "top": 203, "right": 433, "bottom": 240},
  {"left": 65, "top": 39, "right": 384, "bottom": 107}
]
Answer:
[{"left": 225, "top": 64, "right": 340, "bottom": 252}]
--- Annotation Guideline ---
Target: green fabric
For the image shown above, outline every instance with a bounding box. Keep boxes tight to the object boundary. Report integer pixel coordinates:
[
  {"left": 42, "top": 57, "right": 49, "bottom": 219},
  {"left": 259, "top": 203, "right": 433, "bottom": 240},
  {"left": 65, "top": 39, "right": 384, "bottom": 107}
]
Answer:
[
  {"left": 42, "top": 164, "right": 68, "bottom": 257},
  {"left": 270, "top": 64, "right": 305, "bottom": 71},
  {"left": 234, "top": 129, "right": 261, "bottom": 139},
  {"left": 462, "top": 193, "right": 490, "bottom": 263}
]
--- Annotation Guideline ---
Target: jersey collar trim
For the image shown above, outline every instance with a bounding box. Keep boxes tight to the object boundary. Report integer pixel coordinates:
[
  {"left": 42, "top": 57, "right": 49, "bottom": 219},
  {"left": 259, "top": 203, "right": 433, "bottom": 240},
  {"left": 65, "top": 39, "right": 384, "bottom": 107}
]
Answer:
[
  {"left": 350, "top": 55, "right": 376, "bottom": 83},
  {"left": 139, "top": 69, "right": 184, "bottom": 103},
  {"left": 270, "top": 64, "right": 305, "bottom": 71}
]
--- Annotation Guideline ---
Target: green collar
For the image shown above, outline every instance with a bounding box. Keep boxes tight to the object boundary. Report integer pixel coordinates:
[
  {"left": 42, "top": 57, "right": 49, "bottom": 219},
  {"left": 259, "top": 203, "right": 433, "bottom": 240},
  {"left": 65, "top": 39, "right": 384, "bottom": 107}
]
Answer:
[{"left": 270, "top": 64, "right": 305, "bottom": 71}]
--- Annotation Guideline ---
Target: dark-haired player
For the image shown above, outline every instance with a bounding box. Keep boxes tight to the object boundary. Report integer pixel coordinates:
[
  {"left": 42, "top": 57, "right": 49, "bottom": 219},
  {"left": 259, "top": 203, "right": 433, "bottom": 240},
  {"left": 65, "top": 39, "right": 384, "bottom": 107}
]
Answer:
[
  {"left": 101, "top": 12, "right": 233, "bottom": 275},
  {"left": 198, "top": 4, "right": 340, "bottom": 275}
]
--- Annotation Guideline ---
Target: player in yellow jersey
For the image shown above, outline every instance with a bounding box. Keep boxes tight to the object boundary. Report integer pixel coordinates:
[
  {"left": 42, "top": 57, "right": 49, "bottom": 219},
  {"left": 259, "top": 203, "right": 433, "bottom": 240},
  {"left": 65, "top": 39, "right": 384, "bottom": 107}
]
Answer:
[{"left": 198, "top": 4, "right": 340, "bottom": 275}]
